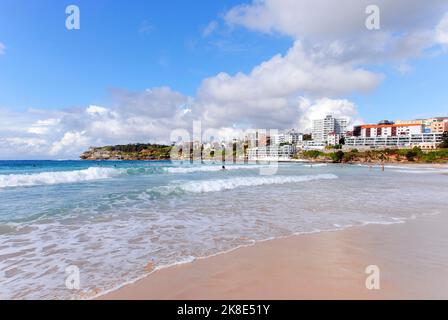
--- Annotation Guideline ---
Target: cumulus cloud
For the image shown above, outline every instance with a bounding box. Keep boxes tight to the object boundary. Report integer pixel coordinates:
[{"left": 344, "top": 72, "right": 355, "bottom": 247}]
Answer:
[
  {"left": 225, "top": 0, "right": 448, "bottom": 62},
  {"left": 0, "top": 87, "right": 196, "bottom": 159},
  {"left": 191, "top": 0, "right": 448, "bottom": 132},
  {"left": 297, "top": 98, "right": 363, "bottom": 132},
  {"left": 49, "top": 131, "right": 90, "bottom": 157},
  {"left": 197, "top": 41, "right": 380, "bottom": 129},
  {"left": 225, "top": 0, "right": 447, "bottom": 39}
]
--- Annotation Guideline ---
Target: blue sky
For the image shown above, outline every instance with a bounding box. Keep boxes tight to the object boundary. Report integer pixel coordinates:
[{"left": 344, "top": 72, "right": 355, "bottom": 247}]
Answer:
[
  {"left": 0, "top": 0, "right": 291, "bottom": 109},
  {"left": 349, "top": 54, "right": 448, "bottom": 121},
  {"left": 1, "top": 0, "right": 448, "bottom": 159}
]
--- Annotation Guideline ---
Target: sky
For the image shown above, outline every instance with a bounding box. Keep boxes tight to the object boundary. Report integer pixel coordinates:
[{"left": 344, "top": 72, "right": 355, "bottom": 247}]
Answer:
[{"left": 1, "top": 0, "right": 448, "bottom": 159}]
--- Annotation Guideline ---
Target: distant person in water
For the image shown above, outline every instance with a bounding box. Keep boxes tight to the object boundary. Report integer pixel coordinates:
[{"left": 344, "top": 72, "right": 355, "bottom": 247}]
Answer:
[{"left": 222, "top": 165, "right": 226, "bottom": 170}]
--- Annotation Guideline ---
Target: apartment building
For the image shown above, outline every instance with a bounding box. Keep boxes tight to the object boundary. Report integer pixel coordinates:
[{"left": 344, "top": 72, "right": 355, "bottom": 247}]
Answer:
[
  {"left": 247, "top": 145, "right": 296, "bottom": 160},
  {"left": 246, "top": 131, "right": 270, "bottom": 148},
  {"left": 429, "top": 117, "right": 448, "bottom": 133},
  {"left": 271, "top": 129, "right": 303, "bottom": 145},
  {"left": 345, "top": 133, "right": 443, "bottom": 149},
  {"left": 354, "top": 123, "right": 423, "bottom": 138},
  {"left": 312, "top": 115, "right": 348, "bottom": 143}
]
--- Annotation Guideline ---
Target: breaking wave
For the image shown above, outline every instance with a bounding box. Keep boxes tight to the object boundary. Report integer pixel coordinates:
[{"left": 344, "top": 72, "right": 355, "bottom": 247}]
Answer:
[
  {"left": 154, "top": 174, "right": 338, "bottom": 194},
  {"left": 0, "top": 167, "right": 122, "bottom": 188},
  {"left": 164, "top": 165, "right": 266, "bottom": 174}
]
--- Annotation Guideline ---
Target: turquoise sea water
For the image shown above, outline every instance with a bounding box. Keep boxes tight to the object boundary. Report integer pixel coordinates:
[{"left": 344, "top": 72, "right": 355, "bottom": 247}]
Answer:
[{"left": 0, "top": 160, "right": 447, "bottom": 299}]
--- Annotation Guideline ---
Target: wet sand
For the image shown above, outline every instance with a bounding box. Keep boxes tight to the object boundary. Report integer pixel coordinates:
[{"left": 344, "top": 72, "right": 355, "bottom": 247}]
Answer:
[{"left": 100, "top": 213, "right": 448, "bottom": 300}]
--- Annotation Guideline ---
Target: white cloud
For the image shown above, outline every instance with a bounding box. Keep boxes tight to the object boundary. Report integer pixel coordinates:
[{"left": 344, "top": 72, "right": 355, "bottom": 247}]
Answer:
[
  {"left": 49, "top": 131, "right": 90, "bottom": 157},
  {"left": 436, "top": 13, "right": 448, "bottom": 45},
  {"left": 196, "top": 41, "right": 381, "bottom": 129},
  {"left": 225, "top": 0, "right": 447, "bottom": 40},
  {"left": 2, "top": 137, "right": 47, "bottom": 148},
  {"left": 0, "top": 42, "right": 5, "bottom": 55},
  {"left": 202, "top": 21, "right": 218, "bottom": 37},
  {"left": 86, "top": 105, "right": 109, "bottom": 116},
  {"left": 297, "top": 97, "right": 363, "bottom": 133},
  {"left": 397, "top": 63, "right": 413, "bottom": 75},
  {"left": 0, "top": 137, "right": 48, "bottom": 158},
  {"left": 199, "top": 41, "right": 381, "bottom": 101},
  {"left": 27, "top": 118, "right": 61, "bottom": 135},
  {"left": 225, "top": 0, "right": 448, "bottom": 63},
  {"left": 0, "top": 87, "right": 196, "bottom": 159}
]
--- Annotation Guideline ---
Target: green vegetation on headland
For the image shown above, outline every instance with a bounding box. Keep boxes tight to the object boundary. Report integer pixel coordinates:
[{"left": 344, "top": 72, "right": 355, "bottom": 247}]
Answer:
[
  {"left": 301, "top": 147, "right": 448, "bottom": 164},
  {"left": 80, "top": 144, "right": 173, "bottom": 160}
]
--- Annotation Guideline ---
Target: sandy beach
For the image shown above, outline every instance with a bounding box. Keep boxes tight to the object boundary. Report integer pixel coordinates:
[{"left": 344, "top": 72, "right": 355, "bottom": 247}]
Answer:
[{"left": 100, "top": 212, "right": 448, "bottom": 300}]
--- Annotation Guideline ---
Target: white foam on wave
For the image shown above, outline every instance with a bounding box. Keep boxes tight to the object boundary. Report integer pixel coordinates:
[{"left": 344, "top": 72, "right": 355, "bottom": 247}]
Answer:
[
  {"left": 392, "top": 169, "right": 448, "bottom": 174},
  {"left": 357, "top": 164, "right": 446, "bottom": 171},
  {"left": 0, "top": 167, "right": 122, "bottom": 188},
  {"left": 165, "top": 165, "right": 266, "bottom": 174},
  {"left": 164, "top": 174, "right": 338, "bottom": 194},
  {"left": 303, "top": 163, "right": 327, "bottom": 167}
]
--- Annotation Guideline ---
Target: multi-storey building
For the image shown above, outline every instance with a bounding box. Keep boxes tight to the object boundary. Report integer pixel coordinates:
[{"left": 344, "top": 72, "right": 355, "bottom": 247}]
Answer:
[
  {"left": 429, "top": 117, "right": 448, "bottom": 133},
  {"left": 345, "top": 133, "right": 443, "bottom": 149},
  {"left": 353, "top": 123, "right": 423, "bottom": 138},
  {"left": 247, "top": 145, "right": 296, "bottom": 160},
  {"left": 312, "top": 115, "right": 348, "bottom": 143},
  {"left": 326, "top": 132, "right": 341, "bottom": 146},
  {"left": 271, "top": 129, "right": 303, "bottom": 145},
  {"left": 246, "top": 131, "right": 270, "bottom": 148}
]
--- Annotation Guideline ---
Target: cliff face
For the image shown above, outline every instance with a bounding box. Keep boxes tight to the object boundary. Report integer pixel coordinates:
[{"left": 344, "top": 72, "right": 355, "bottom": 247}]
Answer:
[{"left": 80, "top": 144, "right": 173, "bottom": 161}]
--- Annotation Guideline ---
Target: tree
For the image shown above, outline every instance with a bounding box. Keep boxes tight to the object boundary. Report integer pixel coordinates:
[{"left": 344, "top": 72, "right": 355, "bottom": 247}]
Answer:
[
  {"left": 331, "top": 151, "right": 345, "bottom": 163},
  {"left": 405, "top": 147, "right": 422, "bottom": 162},
  {"left": 303, "top": 150, "right": 322, "bottom": 158},
  {"left": 406, "top": 150, "right": 417, "bottom": 161},
  {"left": 439, "top": 131, "right": 448, "bottom": 149}
]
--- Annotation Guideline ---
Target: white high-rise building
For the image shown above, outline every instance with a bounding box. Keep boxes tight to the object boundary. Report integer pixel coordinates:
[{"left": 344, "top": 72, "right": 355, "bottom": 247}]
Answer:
[
  {"left": 312, "top": 115, "right": 348, "bottom": 143},
  {"left": 271, "top": 129, "right": 303, "bottom": 145}
]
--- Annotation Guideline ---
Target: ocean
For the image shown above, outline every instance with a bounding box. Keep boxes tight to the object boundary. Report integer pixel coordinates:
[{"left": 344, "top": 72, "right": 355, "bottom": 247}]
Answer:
[{"left": 0, "top": 160, "right": 447, "bottom": 299}]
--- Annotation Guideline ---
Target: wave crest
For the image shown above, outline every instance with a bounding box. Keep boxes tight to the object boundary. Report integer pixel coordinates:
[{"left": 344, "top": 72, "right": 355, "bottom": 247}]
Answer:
[
  {"left": 153, "top": 174, "right": 338, "bottom": 194},
  {"left": 0, "top": 167, "right": 122, "bottom": 188},
  {"left": 164, "top": 165, "right": 266, "bottom": 174}
]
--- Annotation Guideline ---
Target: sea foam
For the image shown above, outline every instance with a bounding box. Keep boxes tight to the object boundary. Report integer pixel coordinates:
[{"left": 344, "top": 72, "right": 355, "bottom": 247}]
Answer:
[
  {"left": 160, "top": 174, "right": 338, "bottom": 194},
  {"left": 0, "top": 167, "right": 122, "bottom": 188},
  {"left": 165, "top": 165, "right": 266, "bottom": 174}
]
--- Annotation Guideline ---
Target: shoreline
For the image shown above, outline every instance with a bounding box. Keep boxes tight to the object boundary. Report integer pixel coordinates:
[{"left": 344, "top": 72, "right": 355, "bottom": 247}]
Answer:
[
  {"left": 75, "top": 158, "right": 448, "bottom": 166},
  {"left": 99, "top": 213, "right": 448, "bottom": 300}
]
